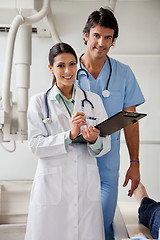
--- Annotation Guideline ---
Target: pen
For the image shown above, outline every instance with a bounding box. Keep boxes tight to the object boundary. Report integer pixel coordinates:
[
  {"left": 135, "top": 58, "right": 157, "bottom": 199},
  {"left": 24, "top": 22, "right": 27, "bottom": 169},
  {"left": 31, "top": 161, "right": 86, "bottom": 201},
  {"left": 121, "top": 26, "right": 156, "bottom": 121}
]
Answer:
[{"left": 84, "top": 115, "right": 96, "bottom": 120}]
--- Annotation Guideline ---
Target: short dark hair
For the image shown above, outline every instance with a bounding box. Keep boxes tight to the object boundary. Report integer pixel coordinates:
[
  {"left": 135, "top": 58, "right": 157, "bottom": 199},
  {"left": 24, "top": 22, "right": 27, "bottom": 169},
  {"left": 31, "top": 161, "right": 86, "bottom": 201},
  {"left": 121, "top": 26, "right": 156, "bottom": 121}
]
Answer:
[
  {"left": 49, "top": 42, "right": 77, "bottom": 66},
  {"left": 83, "top": 8, "right": 119, "bottom": 45},
  {"left": 49, "top": 42, "right": 77, "bottom": 86}
]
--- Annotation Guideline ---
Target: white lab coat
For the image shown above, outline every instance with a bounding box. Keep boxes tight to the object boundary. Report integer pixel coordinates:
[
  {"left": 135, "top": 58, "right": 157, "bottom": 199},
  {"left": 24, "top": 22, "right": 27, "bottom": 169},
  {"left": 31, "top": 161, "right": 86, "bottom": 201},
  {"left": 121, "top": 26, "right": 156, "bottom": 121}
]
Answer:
[{"left": 25, "top": 85, "right": 111, "bottom": 240}]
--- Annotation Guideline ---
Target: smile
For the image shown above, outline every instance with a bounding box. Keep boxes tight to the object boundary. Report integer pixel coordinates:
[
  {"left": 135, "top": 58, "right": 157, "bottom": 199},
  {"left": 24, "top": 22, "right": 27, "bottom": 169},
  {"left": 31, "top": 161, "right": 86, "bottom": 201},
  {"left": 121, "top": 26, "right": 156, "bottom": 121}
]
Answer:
[
  {"left": 96, "top": 47, "right": 106, "bottom": 52},
  {"left": 63, "top": 75, "right": 73, "bottom": 80}
]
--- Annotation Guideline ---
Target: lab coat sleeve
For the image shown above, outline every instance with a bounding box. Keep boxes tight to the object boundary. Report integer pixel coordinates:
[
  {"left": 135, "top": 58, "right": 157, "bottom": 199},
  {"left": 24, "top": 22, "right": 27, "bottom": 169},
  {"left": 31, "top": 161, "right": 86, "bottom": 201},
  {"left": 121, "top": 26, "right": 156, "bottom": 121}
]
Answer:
[
  {"left": 27, "top": 95, "right": 67, "bottom": 158},
  {"left": 87, "top": 93, "right": 111, "bottom": 157}
]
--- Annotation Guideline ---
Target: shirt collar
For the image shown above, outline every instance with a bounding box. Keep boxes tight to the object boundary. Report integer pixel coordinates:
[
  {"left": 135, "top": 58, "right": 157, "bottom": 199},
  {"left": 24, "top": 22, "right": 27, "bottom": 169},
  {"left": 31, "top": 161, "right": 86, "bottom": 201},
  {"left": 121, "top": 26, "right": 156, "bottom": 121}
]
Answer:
[{"left": 54, "top": 84, "right": 76, "bottom": 104}]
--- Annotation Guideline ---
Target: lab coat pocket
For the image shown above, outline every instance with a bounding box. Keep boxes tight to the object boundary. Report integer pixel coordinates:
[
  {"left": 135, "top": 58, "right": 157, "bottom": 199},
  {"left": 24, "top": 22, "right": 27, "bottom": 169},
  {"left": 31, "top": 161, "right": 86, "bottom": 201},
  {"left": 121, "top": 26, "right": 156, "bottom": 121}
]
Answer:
[
  {"left": 87, "top": 165, "right": 101, "bottom": 201},
  {"left": 32, "top": 167, "right": 62, "bottom": 205}
]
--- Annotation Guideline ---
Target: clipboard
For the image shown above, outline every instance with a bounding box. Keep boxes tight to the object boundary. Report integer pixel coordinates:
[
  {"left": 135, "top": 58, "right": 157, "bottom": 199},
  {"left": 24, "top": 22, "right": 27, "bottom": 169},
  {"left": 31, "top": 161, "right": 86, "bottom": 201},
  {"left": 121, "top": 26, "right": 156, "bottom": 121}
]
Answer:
[{"left": 72, "top": 111, "right": 147, "bottom": 144}]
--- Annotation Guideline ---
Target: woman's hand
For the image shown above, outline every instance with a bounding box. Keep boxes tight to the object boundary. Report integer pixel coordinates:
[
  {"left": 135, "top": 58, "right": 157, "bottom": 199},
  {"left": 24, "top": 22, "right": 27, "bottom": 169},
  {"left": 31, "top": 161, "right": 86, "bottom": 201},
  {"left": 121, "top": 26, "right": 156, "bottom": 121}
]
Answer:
[
  {"left": 70, "top": 112, "right": 86, "bottom": 140},
  {"left": 82, "top": 126, "right": 100, "bottom": 144}
]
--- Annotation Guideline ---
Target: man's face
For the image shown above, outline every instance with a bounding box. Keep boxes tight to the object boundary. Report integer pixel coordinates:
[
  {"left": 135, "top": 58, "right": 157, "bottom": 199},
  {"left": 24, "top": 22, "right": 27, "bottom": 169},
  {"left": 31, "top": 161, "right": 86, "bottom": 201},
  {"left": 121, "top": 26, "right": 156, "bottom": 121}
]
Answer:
[{"left": 84, "top": 24, "right": 114, "bottom": 59}]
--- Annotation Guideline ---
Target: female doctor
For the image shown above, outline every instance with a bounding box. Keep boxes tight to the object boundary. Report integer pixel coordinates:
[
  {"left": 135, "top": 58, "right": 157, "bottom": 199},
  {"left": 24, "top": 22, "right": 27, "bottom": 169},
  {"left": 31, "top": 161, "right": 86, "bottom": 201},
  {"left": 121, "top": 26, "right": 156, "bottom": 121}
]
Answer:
[{"left": 25, "top": 42, "right": 111, "bottom": 240}]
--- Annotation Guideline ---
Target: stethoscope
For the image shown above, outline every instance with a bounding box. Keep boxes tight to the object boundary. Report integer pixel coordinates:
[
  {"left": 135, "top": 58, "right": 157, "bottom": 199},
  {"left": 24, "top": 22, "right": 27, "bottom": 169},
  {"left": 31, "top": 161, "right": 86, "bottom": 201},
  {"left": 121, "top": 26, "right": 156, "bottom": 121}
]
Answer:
[
  {"left": 43, "top": 85, "right": 96, "bottom": 124},
  {"left": 76, "top": 53, "right": 112, "bottom": 98}
]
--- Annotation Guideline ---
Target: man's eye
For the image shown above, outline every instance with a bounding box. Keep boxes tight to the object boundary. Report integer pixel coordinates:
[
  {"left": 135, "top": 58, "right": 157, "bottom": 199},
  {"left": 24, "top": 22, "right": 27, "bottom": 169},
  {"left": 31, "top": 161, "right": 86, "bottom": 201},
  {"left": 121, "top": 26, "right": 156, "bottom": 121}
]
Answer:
[
  {"left": 106, "top": 36, "right": 112, "bottom": 40},
  {"left": 70, "top": 62, "right": 76, "bottom": 66},
  {"left": 94, "top": 34, "right": 99, "bottom": 38}
]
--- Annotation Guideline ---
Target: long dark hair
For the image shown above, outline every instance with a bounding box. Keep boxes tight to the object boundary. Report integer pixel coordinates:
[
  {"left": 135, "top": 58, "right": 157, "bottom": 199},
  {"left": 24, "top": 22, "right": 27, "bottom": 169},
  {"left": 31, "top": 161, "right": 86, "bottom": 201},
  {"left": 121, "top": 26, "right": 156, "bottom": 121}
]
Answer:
[
  {"left": 49, "top": 42, "right": 77, "bottom": 86},
  {"left": 83, "top": 8, "right": 119, "bottom": 45}
]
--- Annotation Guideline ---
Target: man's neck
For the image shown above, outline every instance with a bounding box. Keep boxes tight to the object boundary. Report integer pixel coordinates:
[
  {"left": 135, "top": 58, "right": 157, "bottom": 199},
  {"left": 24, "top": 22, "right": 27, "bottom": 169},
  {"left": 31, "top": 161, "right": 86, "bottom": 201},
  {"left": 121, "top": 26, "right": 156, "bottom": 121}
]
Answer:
[{"left": 81, "top": 52, "right": 107, "bottom": 79}]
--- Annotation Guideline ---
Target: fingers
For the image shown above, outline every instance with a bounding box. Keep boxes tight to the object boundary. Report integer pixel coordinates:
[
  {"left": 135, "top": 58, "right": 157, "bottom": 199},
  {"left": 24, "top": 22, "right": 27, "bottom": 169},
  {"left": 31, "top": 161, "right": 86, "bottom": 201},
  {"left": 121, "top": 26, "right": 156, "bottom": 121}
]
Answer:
[
  {"left": 82, "top": 126, "right": 100, "bottom": 143},
  {"left": 70, "top": 112, "right": 86, "bottom": 140},
  {"left": 123, "top": 176, "right": 140, "bottom": 197},
  {"left": 72, "top": 112, "right": 86, "bottom": 125},
  {"left": 128, "top": 180, "right": 140, "bottom": 197},
  {"left": 123, "top": 175, "right": 129, "bottom": 188},
  {"left": 83, "top": 126, "right": 99, "bottom": 137}
]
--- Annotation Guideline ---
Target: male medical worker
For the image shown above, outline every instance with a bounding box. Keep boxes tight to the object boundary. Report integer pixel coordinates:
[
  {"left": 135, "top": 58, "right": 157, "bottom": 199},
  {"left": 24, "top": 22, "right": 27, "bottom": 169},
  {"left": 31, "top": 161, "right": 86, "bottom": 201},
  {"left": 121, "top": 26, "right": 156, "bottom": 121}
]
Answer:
[{"left": 75, "top": 8, "right": 145, "bottom": 240}]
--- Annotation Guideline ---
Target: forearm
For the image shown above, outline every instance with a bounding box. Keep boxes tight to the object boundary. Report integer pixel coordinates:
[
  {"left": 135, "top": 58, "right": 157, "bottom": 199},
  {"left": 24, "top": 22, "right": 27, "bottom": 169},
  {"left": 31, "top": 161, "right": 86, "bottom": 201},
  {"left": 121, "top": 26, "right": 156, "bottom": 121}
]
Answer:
[
  {"left": 123, "top": 106, "right": 139, "bottom": 161},
  {"left": 124, "top": 121, "right": 139, "bottom": 161},
  {"left": 123, "top": 106, "right": 140, "bottom": 196}
]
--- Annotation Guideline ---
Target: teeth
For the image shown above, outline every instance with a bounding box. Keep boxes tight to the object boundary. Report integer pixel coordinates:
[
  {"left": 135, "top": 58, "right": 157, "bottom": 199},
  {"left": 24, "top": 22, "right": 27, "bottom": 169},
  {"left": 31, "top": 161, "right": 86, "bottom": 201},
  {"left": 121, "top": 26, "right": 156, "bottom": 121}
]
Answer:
[{"left": 64, "top": 76, "right": 72, "bottom": 79}]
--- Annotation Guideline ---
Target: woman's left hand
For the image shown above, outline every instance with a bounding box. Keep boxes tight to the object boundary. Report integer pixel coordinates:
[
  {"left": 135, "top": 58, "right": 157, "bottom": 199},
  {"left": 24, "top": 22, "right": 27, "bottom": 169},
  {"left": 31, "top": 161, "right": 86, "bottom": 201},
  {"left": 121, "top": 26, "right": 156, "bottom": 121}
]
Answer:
[{"left": 82, "top": 126, "right": 100, "bottom": 144}]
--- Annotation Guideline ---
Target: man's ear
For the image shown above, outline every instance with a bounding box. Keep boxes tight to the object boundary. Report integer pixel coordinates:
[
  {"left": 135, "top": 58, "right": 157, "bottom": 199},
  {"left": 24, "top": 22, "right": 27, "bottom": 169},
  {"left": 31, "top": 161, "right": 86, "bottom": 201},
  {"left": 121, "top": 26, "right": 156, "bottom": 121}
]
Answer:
[
  {"left": 84, "top": 33, "right": 89, "bottom": 43},
  {"left": 48, "top": 65, "right": 53, "bottom": 74}
]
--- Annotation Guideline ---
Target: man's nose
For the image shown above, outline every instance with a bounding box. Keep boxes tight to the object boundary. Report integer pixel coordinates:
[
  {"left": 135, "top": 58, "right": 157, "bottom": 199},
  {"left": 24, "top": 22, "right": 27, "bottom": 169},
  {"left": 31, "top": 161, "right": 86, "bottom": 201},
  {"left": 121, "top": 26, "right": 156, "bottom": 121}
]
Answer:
[{"left": 98, "top": 37, "right": 105, "bottom": 46}]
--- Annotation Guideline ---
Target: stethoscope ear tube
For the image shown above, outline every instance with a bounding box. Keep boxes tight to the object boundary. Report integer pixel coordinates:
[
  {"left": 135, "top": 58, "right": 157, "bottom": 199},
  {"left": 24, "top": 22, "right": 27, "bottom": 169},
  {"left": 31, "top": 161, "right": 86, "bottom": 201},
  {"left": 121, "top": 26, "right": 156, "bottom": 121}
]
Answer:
[
  {"left": 76, "top": 68, "right": 89, "bottom": 80},
  {"left": 43, "top": 87, "right": 52, "bottom": 122},
  {"left": 81, "top": 89, "right": 94, "bottom": 109}
]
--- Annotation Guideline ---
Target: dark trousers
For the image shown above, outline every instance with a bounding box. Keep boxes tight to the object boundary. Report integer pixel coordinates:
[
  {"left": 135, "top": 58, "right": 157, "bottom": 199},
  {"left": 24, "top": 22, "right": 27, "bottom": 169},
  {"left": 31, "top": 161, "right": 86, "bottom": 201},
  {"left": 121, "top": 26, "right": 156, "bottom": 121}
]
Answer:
[{"left": 138, "top": 197, "right": 160, "bottom": 239}]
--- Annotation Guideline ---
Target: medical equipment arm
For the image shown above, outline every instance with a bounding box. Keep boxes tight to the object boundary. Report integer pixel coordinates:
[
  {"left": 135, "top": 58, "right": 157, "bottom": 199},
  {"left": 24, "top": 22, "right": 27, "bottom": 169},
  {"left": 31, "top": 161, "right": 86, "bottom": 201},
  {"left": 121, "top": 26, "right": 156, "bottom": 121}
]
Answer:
[{"left": 0, "top": 0, "right": 61, "bottom": 150}]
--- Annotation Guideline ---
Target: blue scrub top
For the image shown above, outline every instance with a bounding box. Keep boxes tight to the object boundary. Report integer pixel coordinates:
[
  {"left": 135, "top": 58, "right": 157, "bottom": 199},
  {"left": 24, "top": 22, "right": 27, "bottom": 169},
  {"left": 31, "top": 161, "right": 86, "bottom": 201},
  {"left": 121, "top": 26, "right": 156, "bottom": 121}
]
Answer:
[{"left": 75, "top": 57, "right": 145, "bottom": 181}]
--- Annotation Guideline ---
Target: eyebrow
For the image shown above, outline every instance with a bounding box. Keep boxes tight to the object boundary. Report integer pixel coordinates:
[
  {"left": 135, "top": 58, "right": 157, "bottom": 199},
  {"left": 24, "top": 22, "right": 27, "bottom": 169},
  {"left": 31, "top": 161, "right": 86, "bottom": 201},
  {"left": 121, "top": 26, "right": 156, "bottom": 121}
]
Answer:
[
  {"left": 93, "top": 32, "right": 113, "bottom": 38},
  {"left": 56, "top": 62, "right": 65, "bottom": 65},
  {"left": 56, "top": 60, "right": 76, "bottom": 65}
]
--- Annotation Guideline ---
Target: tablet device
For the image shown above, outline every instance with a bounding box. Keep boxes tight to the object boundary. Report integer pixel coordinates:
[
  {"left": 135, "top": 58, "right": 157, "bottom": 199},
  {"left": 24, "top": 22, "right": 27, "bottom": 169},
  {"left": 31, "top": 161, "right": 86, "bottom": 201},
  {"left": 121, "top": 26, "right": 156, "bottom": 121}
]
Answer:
[{"left": 72, "top": 111, "right": 147, "bottom": 144}]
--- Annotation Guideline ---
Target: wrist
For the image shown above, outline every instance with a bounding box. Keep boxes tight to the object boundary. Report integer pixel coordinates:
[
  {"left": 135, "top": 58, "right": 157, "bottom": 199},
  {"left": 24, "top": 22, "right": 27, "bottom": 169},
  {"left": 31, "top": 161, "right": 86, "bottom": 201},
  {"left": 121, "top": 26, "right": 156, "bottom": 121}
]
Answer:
[
  {"left": 130, "top": 160, "right": 139, "bottom": 163},
  {"left": 70, "top": 131, "right": 77, "bottom": 140}
]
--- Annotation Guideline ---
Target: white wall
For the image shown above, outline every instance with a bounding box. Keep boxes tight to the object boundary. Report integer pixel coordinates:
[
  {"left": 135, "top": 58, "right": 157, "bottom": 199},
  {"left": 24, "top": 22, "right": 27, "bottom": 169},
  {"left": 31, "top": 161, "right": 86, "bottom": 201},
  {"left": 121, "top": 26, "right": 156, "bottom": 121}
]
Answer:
[{"left": 0, "top": 0, "right": 160, "bottom": 202}]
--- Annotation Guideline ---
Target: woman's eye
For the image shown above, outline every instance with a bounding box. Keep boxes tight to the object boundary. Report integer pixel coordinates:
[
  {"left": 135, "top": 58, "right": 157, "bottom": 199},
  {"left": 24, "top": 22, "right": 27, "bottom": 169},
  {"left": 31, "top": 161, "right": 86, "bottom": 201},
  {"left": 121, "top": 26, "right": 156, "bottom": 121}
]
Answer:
[{"left": 57, "top": 64, "right": 64, "bottom": 68}]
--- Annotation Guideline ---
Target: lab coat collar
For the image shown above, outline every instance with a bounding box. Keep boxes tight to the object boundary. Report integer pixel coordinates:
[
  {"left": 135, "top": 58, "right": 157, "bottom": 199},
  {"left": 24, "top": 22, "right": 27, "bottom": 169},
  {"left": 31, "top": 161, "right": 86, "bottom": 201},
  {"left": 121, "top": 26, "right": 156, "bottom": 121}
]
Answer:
[
  {"left": 47, "top": 85, "right": 58, "bottom": 101},
  {"left": 73, "top": 85, "right": 85, "bottom": 114},
  {"left": 47, "top": 85, "right": 70, "bottom": 119},
  {"left": 47, "top": 84, "right": 76, "bottom": 102}
]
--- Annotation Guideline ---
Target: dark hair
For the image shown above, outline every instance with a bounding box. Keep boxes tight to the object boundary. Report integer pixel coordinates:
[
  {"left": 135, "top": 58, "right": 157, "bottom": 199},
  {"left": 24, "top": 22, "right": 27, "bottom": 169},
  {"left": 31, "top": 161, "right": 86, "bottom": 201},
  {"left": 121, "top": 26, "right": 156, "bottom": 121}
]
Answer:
[
  {"left": 83, "top": 7, "right": 119, "bottom": 45},
  {"left": 49, "top": 42, "right": 77, "bottom": 86},
  {"left": 49, "top": 42, "right": 77, "bottom": 66}
]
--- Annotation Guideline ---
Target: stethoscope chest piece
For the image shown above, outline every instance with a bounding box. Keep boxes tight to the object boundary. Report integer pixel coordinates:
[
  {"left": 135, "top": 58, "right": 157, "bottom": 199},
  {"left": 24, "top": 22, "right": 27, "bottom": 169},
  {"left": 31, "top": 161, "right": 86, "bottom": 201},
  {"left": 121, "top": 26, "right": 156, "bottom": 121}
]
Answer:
[{"left": 102, "top": 89, "right": 110, "bottom": 98}]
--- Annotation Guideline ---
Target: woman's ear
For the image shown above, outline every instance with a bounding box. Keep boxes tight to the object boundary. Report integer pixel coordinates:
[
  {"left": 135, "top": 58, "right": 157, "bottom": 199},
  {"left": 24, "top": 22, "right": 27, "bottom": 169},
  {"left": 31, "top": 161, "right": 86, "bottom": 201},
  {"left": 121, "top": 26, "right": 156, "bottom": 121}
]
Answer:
[{"left": 48, "top": 65, "right": 54, "bottom": 74}]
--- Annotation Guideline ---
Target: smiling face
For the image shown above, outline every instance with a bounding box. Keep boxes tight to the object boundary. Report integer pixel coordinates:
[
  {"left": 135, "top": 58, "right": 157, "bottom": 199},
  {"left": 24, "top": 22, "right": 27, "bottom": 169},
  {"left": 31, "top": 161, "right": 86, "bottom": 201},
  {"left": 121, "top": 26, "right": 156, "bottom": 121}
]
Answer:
[
  {"left": 84, "top": 24, "right": 114, "bottom": 60},
  {"left": 49, "top": 53, "right": 77, "bottom": 92}
]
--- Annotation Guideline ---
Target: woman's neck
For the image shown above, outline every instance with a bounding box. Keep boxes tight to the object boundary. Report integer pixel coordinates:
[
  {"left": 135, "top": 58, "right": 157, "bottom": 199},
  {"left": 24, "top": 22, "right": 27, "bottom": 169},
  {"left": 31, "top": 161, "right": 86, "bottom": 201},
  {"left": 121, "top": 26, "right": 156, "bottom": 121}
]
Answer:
[{"left": 57, "top": 84, "right": 73, "bottom": 99}]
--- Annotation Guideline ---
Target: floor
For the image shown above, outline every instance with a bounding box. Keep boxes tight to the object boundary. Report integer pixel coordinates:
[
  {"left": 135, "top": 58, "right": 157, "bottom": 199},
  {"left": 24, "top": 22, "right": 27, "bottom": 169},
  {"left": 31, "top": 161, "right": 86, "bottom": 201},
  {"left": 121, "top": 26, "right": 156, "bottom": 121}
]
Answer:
[
  {"left": 118, "top": 202, "right": 152, "bottom": 239},
  {"left": 0, "top": 202, "right": 152, "bottom": 240},
  {"left": 0, "top": 224, "right": 26, "bottom": 240}
]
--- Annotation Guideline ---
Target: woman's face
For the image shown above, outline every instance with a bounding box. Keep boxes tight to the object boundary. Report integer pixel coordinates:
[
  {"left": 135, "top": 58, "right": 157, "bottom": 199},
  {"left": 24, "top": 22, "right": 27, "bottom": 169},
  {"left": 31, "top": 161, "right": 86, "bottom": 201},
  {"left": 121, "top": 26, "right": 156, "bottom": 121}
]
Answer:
[{"left": 51, "top": 53, "right": 77, "bottom": 90}]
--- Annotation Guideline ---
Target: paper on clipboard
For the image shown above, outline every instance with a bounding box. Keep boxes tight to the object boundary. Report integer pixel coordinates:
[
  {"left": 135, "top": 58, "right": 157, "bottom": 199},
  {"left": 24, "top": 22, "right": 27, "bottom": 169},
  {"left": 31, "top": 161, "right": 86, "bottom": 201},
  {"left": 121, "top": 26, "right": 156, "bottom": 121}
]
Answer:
[{"left": 72, "top": 111, "right": 147, "bottom": 144}]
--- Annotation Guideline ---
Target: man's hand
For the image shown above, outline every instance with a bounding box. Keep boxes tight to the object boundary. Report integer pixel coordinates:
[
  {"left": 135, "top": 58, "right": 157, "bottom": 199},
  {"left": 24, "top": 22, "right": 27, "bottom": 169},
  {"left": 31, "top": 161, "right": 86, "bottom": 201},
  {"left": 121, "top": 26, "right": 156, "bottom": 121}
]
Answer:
[{"left": 123, "top": 162, "right": 140, "bottom": 197}]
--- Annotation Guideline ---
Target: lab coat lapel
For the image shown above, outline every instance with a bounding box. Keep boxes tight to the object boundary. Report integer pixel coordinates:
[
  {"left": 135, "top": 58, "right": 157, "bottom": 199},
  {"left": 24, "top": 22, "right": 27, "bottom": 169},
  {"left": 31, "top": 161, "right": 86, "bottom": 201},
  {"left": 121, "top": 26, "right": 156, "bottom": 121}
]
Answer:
[
  {"left": 73, "top": 85, "right": 84, "bottom": 114},
  {"left": 48, "top": 86, "right": 71, "bottom": 119}
]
